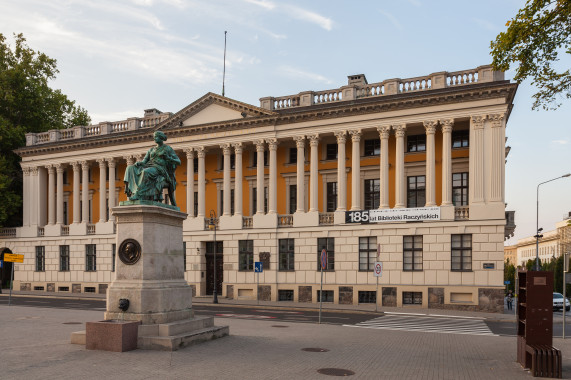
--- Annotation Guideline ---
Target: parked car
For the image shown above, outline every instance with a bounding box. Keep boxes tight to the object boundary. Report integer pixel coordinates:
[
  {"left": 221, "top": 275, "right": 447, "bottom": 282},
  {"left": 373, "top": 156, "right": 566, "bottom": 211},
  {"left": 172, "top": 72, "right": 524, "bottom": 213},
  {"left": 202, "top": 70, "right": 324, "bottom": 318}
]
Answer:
[{"left": 553, "top": 292, "right": 570, "bottom": 311}]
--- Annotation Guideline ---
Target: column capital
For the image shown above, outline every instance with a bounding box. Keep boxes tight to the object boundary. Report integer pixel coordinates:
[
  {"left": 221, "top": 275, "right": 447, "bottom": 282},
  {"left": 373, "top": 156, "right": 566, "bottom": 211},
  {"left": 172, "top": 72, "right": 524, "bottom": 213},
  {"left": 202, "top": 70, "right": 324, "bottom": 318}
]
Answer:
[
  {"left": 123, "top": 155, "right": 134, "bottom": 165},
  {"left": 196, "top": 146, "right": 206, "bottom": 158},
  {"left": 377, "top": 125, "right": 391, "bottom": 139},
  {"left": 31, "top": 167, "right": 39, "bottom": 175},
  {"left": 46, "top": 164, "right": 55, "bottom": 174},
  {"left": 349, "top": 129, "right": 362, "bottom": 142},
  {"left": 233, "top": 142, "right": 243, "bottom": 154},
  {"left": 55, "top": 163, "right": 65, "bottom": 173},
  {"left": 134, "top": 154, "right": 144, "bottom": 162},
  {"left": 440, "top": 119, "right": 454, "bottom": 133},
  {"left": 72, "top": 161, "right": 81, "bottom": 171},
  {"left": 471, "top": 115, "right": 486, "bottom": 129},
  {"left": 220, "top": 143, "right": 232, "bottom": 155},
  {"left": 308, "top": 133, "right": 320, "bottom": 146},
  {"left": 22, "top": 167, "right": 31, "bottom": 175},
  {"left": 392, "top": 124, "right": 406, "bottom": 138},
  {"left": 254, "top": 140, "right": 265, "bottom": 152},
  {"left": 184, "top": 147, "right": 194, "bottom": 158},
  {"left": 489, "top": 113, "right": 504, "bottom": 128},
  {"left": 267, "top": 138, "right": 278, "bottom": 151},
  {"left": 293, "top": 136, "right": 305, "bottom": 148},
  {"left": 96, "top": 158, "right": 107, "bottom": 167},
  {"left": 334, "top": 130, "right": 347, "bottom": 144},
  {"left": 106, "top": 158, "right": 116, "bottom": 168},
  {"left": 80, "top": 160, "right": 89, "bottom": 170},
  {"left": 423, "top": 120, "right": 438, "bottom": 134}
]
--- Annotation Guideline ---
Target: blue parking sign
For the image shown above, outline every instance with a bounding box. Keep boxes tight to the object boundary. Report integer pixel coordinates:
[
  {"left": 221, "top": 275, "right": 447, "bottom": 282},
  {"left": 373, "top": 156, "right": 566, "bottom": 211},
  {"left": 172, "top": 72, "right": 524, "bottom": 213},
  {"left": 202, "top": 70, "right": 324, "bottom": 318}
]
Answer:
[{"left": 254, "top": 262, "right": 263, "bottom": 273}]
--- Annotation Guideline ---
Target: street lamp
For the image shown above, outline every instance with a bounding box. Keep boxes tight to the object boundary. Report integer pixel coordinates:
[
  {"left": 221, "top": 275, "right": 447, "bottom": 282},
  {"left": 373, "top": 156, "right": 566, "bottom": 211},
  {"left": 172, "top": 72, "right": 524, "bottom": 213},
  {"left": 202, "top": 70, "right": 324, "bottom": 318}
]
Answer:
[
  {"left": 535, "top": 173, "right": 571, "bottom": 270},
  {"left": 208, "top": 210, "right": 218, "bottom": 304}
]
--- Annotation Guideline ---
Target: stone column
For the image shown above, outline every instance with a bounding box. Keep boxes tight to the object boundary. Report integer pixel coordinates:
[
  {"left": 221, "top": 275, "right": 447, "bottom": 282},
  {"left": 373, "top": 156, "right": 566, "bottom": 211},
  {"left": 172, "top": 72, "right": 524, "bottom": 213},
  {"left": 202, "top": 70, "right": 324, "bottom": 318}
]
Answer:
[
  {"left": 221, "top": 143, "right": 232, "bottom": 216},
  {"left": 350, "top": 129, "right": 362, "bottom": 210},
  {"left": 47, "top": 165, "right": 56, "bottom": 225},
  {"left": 72, "top": 162, "right": 81, "bottom": 223},
  {"left": 309, "top": 134, "right": 319, "bottom": 212},
  {"left": 440, "top": 119, "right": 454, "bottom": 206},
  {"left": 22, "top": 167, "right": 30, "bottom": 226},
  {"left": 233, "top": 143, "right": 243, "bottom": 216},
  {"left": 489, "top": 114, "right": 505, "bottom": 202},
  {"left": 56, "top": 164, "right": 64, "bottom": 224},
  {"left": 377, "top": 126, "right": 390, "bottom": 209},
  {"left": 97, "top": 159, "right": 107, "bottom": 222},
  {"left": 424, "top": 120, "right": 438, "bottom": 207},
  {"left": 184, "top": 148, "right": 194, "bottom": 217},
  {"left": 107, "top": 158, "right": 116, "bottom": 221},
  {"left": 81, "top": 161, "right": 89, "bottom": 223},
  {"left": 294, "top": 136, "right": 305, "bottom": 212},
  {"left": 393, "top": 124, "right": 406, "bottom": 208},
  {"left": 470, "top": 116, "right": 485, "bottom": 203},
  {"left": 255, "top": 140, "right": 265, "bottom": 214},
  {"left": 197, "top": 147, "right": 206, "bottom": 218},
  {"left": 334, "top": 131, "right": 347, "bottom": 211},
  {"left": 30, "top": 167, "right": 39, "bottom": 225},
  {"left": 268, "top": 138, "right": 278, "bottom": 214}
]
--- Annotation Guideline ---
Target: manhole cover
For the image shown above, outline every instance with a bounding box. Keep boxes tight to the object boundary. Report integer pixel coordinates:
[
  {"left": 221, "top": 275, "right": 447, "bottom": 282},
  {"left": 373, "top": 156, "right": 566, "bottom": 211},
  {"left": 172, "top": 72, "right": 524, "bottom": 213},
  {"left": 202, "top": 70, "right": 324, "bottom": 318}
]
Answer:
[
  {"left": 62, "top": 322, "right": 82, "bottom": 325},
  {"left": 302, "top": 348, "right": 330, "bottom": 352},
  {"left": 317, "top": 368, "right": 355, "bottom": 376},
  {"left": 271, "top": 325, "right": 289, "bottom": 328}
]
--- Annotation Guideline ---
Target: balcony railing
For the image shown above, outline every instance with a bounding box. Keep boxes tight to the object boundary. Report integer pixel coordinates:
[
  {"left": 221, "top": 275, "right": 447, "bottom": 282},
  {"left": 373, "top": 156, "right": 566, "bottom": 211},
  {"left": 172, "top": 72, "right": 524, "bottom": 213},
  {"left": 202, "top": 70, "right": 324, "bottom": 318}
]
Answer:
[
  {"left": 242, "top": 216, "right": 253, "bottom": 229},
  {"left": 61, "top": 225, "right": 69, "bottom": 236},
  {"left": 319, "top": 213, "right": 334, "bottom": 225},
  {"left": 454, "top": 206, "right": 469, "bottom": 220},
  {"left": 0, "top": 228, "right": 16, "bottom": 238},
  {"left": 278, "top": 214, "right": 293, "bottom": 227},
  {"left": 87, "top": 224, "right": 96, "bottom": 235}
]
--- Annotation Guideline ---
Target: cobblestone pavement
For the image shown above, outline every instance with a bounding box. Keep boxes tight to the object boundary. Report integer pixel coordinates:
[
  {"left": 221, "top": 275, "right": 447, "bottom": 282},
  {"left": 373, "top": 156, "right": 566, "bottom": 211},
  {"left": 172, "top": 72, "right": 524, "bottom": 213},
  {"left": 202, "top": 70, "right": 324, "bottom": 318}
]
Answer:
[{"left": 2, "top": 305, "right": 570, "bottom": 379}]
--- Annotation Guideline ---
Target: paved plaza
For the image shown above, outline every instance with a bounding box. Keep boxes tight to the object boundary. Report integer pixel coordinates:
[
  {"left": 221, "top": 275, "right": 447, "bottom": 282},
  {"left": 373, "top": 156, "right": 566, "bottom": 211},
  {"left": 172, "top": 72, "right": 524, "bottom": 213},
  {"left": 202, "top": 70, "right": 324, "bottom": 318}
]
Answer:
[{"left": 2, "top": 301, "right": 571, "bottom": 379}]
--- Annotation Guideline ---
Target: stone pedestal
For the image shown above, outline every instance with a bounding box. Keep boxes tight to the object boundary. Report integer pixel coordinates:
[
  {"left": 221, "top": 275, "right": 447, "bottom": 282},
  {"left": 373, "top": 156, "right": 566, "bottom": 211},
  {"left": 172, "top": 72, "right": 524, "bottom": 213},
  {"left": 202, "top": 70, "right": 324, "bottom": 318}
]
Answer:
[{"left": 86, "top": 320, "right": 140, "bottom": 352}]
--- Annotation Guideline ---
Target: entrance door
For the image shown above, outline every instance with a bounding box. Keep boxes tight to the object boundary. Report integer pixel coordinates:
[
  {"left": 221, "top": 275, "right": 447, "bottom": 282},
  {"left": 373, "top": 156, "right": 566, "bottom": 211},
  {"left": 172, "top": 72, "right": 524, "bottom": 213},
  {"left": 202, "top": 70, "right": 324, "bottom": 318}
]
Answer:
[
  {"left": 205, "top": 241, "right": 223, "bottom": 296},
  {"left": 0, "top": 249, "right": 14, "bottom": 291}
]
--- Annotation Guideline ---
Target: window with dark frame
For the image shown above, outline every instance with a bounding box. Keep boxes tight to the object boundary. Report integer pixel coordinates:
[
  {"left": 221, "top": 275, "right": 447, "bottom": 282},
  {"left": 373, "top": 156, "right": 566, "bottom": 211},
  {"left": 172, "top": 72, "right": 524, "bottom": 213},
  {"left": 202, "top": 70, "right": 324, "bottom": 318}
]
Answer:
[
  {"left": 252, "top": 187, "right": 268, "bottom": 214},
  {"left": 326, "top": 182, "right": 338, "bottom": 212},
  {"left": 278, "top": 289, "right": 294, "bottom": 301},
  {"left": 403, "top": 291, "right": 423, "bottom": 305},
  {"left": 359, "top": 237, "right": 377, "bottom": 271},
  {"left": 252, "top": 150, "right": 268, "bottom": 167},
  {"left": 407, "top": 134, "right": 426, "bottom": 152},
  {"left": 364, "top": 139, "right": 380, "bottom": 156},
  {"left": 85, "top": 244, "right": 96, "bottom": 271},
  {"left": 407, "top": 175, "right": 426, "bottom": 208},
  {"left": 279, "top": 239, "right": 295, "bottom": 271},
  {"left": 35, "top": 246, "right": 45, "bottom": 272},
  {"left": 220, "top": 154, "right": 236, "bottom": 170},
  {"left": 326, "top": 144, "right": 337, "bottom": 160},
  {"left": 239, "top": 240, "right": 254, "bottom": 271},
  {"left": 63, "top": 201, "right": 68, "bottom": 225},
  {"left": 452, "top": 130, "right": 469, "bottom": 148},
  {"left": 317, "top": 238, "right": 335, "bottom": 271},
  {"left": 364, "top": 179, "right": 380, "bottom": 210},
  {"left": 220, "top": 189, "right": 235, "bottom": 215},
  {"left": 289, "top": 185, "right": 297, "bottom": 214},
  {"left": 112, "top": 244, "right": 116, "bottom": 272},
  {"left": 317, "top": 290, "right": 334, "bottom": 302},
  {"left": 193, "top": 192, "right": 198, "bottom": 217},
  {"left": 403, "top": 235, "right": 423, "bottom": 271},
  {"left": 59, "top": 245, "right": 70, "bottom": 271},
  {"left": 289, "top": 147, "right": 297, "bottom": 164},
  {"left": 451, "top": 234, "right": 472, "bottom": 271},
  {"left": 63, "top": 170, "right": 68, "bottom": 185},
  {"left": 193, "top": 157, "right": 198, "bottom": 173},
  {"left": 452, "top": 172, "right": 469, "bottom": 206}
]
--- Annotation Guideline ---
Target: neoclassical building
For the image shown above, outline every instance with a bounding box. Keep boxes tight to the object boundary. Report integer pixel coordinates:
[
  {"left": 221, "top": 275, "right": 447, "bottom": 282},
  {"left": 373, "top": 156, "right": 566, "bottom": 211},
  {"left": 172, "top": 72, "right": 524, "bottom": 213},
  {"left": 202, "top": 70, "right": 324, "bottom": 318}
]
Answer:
[{"left": 0, "top": 65, "right": 516, "bottom": 311}]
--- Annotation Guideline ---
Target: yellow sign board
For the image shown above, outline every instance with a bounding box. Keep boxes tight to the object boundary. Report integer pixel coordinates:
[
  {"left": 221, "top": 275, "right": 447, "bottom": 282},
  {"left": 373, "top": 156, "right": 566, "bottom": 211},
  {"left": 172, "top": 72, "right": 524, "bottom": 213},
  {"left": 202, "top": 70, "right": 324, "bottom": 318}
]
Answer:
[{"left": 3, "top": 253, "right": 24, "bottom": 263}]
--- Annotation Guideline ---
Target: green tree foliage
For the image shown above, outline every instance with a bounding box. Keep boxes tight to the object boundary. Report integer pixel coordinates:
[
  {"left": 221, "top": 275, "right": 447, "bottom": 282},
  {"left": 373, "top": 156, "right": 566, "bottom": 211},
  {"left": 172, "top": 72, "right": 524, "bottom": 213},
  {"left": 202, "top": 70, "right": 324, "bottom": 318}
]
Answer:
[
  {"left": 490, "top": 0, "right": 571, "bottom": 110},
  {"left": 0, "top": 33, "right": 90, "bottom": 227},
  {"left": 504, "top": 259, "right": 516, "bottom": 292}
]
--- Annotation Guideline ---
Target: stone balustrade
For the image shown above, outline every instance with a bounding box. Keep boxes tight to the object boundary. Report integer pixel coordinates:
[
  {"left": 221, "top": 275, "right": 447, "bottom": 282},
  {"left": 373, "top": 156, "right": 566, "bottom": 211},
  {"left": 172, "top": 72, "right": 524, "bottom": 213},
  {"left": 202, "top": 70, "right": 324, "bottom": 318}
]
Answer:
[
  {"left": 455, "top": 206, "right": 470, "bottom": 220},
  {"left": 0, "top": 228, "right": 16, "bottom": 237}
]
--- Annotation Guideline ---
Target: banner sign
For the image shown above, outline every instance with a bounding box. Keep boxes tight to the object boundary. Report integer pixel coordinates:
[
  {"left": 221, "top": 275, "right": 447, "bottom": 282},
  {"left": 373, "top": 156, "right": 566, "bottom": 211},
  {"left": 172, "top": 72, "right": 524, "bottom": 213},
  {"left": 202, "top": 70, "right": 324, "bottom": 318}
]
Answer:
[{"left": 345, "top": 207, "right": 440, "bottom": 224}]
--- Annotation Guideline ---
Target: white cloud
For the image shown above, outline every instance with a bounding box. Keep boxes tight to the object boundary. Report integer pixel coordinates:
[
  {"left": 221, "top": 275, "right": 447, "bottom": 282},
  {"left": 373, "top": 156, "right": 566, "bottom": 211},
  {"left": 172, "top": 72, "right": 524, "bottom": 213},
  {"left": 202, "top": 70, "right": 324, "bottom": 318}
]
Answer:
[
  {"left": 243, "top": 0, "right": 276, "bottom": 10},
  {"left": 279, "top": 65, "right": 333, "bottom": 84},
  {"left": 378, "top": 10, "right": 402, "bottom": 31},
  {"left": 552, "top": 139, "right": 569, "bottom": 145},
  {"left": 282, "top": 4, "right": 333, "bottom": 31}
]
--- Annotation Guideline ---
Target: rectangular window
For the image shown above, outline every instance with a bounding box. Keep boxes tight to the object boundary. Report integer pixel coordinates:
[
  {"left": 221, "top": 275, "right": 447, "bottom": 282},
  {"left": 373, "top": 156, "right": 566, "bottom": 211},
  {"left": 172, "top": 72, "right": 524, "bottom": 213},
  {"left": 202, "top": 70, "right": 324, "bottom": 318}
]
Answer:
[
  {"left": 403, "top": 291, "right": 423, "bottom": 305},
  {"left": 252, "top": 187, "right": 268, "bottom": 214},
  {"left": 219, "top": 189, "right": 235, "bottom": 215},
  {"left": 326, "top": 144, "right": 337, "bottom": 160},
  {"left": 451, "top": 234, "right": 472, "bottom": 271},
  {"left": 193, "top": 192, "right": 198, "bottom": 217},
  {"left": 407, "top": 134, "right": 426, "bottom": 152},
  {"left": 317, "top": 238, "right": 335, "bottom": 271},
  {"left": 278, "top": 289, "right": 294, "bottom": 301},
  {"left": 35, "top": 246, "right": 45, "bottom": 272},
  {"left": 63, "top": 170, "right": 69, "bottom": 185},
  {"left": 63, "top": 201, "right": 68, "bottom": 225},
  {"left": 452, "top": 172, "right": 469, "bottom": 206},
  {"left": 289, "top": 185, "right": 297, "bottom": 214},
  {"left": 252, "top": 151, "right": 268, "bottom": 167},
  {"left": 183, "top": 242, "right": 186, "bottom": 272},
  {"left": 279, "top": 239, "right": 295, "bottom": 271},
  {"left": 326, "top": 182, "right": 337, "bottom": 212},
  {"left": 358, "top": 291, "right": 377, "bottom": 304},
  {"left": 359, "top": 237, "right": 377, "bottom": 271},
  {"left": 220, "top": 154, "right": 236, "bottom": 170},
  {"left": 88, "top": 199, "right": 92, "bottom": 223},
  {"left": 403, "top": 235, "right": 423, "bottom": 271},
  {"left": 86, "top": 244, "right": 96, "bottom": 271},
  {"left": 289, "top": 147, "right": 297, "bottom": 164},
  {"left": 112, "top": 244, "right": 116, "bottom": 272},
  {"left": 317, "top": 290, "right": 334, "bottom": 302},
  {"left": 59, "top": 245, "right": 70, "bottom": 271},
  {"left": 407, "top": 175, "right": 426, "bottom": 208},
  {"left": 239, "top": 240, "right": 254, "bottom": 271},
  {"left": 193, "top": 157, "right": 198, "bottom": 173},
  {"left": 364, "top": 179, "right": 380, "bottom": 210},
  {"left": 452, "top": 130, "right": 469, "bottom": 148},
  {"left": 364, "top": 139, "right": 380, "bottom": 156}
]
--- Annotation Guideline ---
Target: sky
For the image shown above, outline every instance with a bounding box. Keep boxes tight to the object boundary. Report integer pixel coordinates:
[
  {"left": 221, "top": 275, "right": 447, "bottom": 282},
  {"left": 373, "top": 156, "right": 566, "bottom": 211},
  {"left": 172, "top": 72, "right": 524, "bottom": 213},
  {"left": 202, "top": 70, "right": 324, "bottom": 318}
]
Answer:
[{"left": 1, "top": 0, "right": 570, "bottom": 244}]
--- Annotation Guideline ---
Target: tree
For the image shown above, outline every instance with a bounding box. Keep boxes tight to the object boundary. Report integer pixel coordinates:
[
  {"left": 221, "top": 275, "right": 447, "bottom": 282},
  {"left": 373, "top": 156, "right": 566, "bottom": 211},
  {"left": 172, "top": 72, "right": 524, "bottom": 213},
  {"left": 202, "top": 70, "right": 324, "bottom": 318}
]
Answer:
[
  {"left": 490, "top": 0, "right": 571, "bottom": 110},
  {"left": 504, "top": 258, "right": 516, "bottom": 292},
  {"left": 0, "top": 33, "right": 90, "bottom": 227}
]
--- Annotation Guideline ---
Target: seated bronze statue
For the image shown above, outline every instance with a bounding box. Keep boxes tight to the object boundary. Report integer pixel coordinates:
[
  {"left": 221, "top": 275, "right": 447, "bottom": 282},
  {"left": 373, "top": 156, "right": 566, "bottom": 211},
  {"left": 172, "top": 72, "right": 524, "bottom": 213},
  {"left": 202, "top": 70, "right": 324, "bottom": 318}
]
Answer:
[{"left": 124, "top": 131, "right": 181, "bottom": 206}]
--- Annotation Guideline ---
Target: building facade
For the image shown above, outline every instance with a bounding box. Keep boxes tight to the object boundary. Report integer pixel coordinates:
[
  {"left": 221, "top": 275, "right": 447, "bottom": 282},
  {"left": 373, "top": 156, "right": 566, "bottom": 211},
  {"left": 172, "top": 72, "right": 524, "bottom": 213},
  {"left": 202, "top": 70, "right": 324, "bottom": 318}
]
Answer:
[{"left": 0, "top": 65, "right": 516, "bottom": 312}]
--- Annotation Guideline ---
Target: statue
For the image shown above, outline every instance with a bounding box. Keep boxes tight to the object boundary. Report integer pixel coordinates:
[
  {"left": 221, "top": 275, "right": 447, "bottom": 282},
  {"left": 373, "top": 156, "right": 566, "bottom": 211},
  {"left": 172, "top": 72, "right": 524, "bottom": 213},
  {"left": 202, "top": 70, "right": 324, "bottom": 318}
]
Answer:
[{"left": 124, "top": 131, "right": 181, "bottom": 206}]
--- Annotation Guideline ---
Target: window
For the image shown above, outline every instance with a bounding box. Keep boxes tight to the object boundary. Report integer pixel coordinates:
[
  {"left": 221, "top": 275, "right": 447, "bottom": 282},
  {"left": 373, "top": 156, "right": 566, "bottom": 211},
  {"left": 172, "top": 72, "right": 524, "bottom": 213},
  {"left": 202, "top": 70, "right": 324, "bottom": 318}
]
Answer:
[
  {"left": 278, "top": 289, "right": 294, "bottom": 301},
  {"left": 407, "top": 134, "right": 426, "bottom": 152},
  {"left": 63, "top": 170, "right": 68, "bottom": 185},
  {"left": 193, "top": 157, "right": 198, "bottom": 173},
  {"left": 451, "top": 234, "right": 472, "bottom": 271},
  {"left": 403, "top": 292, "right": 422, "bottom": 305},
  {"left": 326, "top": 144, "right": 337, "bottom": 160},
  {"left": 183, "top": 242, "right": 186, "bottom": 271},
  {"left": 364, "top": 179, "right": 380, "bottom": 210},
  {"left": 407, "top": 176, "right": 426, "bottom": 208},
  {"left": 220, "top": 154, "right": 236, "bottom": 170},
  {"left": 359, "top": 237, "right": 377, "bottom": 271},
  {"left": 35, "top": 246, "right": 45, "bottom": 272},
  {"left": 279, "top": 239, "right": 295, "bottom": 271},
  {"left": 239, "top": 240, "right": 254, "bottom": 271},
  {"left": 252, "top": 150, "right": 268, "bottom": 167},
  {"left": 289, "top": 185, "right": 297, "bottom": 214},
  {"left": 63, "top": 201, "right": 68, "bottom": 225},
  {"left": 112, "top": 244, "right": 116, "bottom": 272},
  {"left": 89, "top": 199, "right": 92, "bottom": 223},
  {"left": 317, "top": 290, "right": 334, "bottom": 302},
  {"left": 452, "top": 130, "right": 469, "bottom": 148},
  {"left": 193, "top": 192, "right": 198, "bottom": 217},
  {"left": 317, "top": 238, "right": 335, "bottom": 271},
  {"left": 326, "top": 182, "right": 337, "bottom": 212},
  {"left": 403, "top": 236, "right": 423, "bottom": 271},
  {"left": 289, "top": 147, "right": 297, "bottom": 164},
  {"left": 364, "top": 139, "right": 380, "bottom": 156},
  {"left": 86, "top": 244, "right": 96, "bottom": 271},
  {"left": 358, "top": 291, "right": 377, "bottom": 304},
  {"left": 106, "top": 199, "right": 110, "bottom": 220},
  {"left": 452, "top": 172, "right": 469, "bottom": 206},
  {"left": 59, "top": 245, "right": 70, "bottom": 271},
  {"left": 252, "top": 187, "right": 268, "bottom": 214},
  {"left": 220, "top": 189, "right": 235, "bottom": 215}
]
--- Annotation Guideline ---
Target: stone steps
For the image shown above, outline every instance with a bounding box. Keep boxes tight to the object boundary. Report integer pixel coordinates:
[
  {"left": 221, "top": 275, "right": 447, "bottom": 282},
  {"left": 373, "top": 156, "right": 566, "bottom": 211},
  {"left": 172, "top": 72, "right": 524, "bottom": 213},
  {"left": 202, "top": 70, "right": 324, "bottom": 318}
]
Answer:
[{"left": 138, "top": 324, "right": 230, "bottom": 351}]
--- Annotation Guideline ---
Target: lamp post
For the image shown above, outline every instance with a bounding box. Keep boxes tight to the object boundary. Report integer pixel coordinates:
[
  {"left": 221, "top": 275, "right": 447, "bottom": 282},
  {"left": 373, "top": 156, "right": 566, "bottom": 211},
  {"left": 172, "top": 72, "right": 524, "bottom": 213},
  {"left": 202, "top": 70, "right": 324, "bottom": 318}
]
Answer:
[
  {"left": 209, "top": 210, "right": 218, "bottom": 304},
  {"left": 535, "top": 173, "right": 571, "bottom": 270}
]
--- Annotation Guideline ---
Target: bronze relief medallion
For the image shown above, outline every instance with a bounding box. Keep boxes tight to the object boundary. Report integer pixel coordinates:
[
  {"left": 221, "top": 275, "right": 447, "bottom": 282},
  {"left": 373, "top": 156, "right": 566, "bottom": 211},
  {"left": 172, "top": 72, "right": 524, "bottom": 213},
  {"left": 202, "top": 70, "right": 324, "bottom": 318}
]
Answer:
[{"left": 118, "top": 239, "right": 141, "bottom": 265}]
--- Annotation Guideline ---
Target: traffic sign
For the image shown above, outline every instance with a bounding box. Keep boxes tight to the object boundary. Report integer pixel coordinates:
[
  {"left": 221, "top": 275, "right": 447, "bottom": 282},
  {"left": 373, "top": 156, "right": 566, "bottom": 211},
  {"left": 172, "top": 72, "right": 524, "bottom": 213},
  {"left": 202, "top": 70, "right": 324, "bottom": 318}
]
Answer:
[
  {"left": 254, "top": 262, "right": 263, "bottom": 273},
  {"left": 320, "top": 249, "right": 327, "bottom": 270},
  {"left": 3, "top": 253, "right": 23, "bottom": 263},
  {"left": 504, "top": 280, "right": 511, "bottom": 285},
  {"left": 374, "top": 262, "right": 383, "bottom": 277}
]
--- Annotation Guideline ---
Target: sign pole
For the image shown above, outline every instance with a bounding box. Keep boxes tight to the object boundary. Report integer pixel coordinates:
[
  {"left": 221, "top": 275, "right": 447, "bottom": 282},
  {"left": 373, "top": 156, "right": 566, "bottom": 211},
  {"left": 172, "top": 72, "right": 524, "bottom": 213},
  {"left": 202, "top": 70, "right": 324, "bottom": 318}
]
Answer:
[
  {"left": 564, "top": 253, "right": 569, "bottom": 339},
  {"left": 376, "top": 275, "right": 379, "bottom": 313},
  {"left": 9, "top": 262, "right": 14, "bottom": 306},
  {"left": 257, "top": 271, "right": 260, "bottom": 305},
  {"left": 319, "top": 266, "right": 323, "bottom": 324}
]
